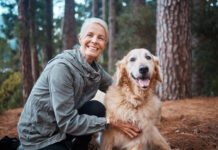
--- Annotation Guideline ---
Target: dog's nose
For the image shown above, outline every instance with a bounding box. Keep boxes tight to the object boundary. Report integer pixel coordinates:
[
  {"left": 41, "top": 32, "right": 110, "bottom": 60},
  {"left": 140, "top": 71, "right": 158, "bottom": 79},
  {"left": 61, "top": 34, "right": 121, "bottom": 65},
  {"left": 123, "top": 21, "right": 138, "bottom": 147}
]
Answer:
[{"left": 139, "top": 66, "right": 148, "bottom": 74}]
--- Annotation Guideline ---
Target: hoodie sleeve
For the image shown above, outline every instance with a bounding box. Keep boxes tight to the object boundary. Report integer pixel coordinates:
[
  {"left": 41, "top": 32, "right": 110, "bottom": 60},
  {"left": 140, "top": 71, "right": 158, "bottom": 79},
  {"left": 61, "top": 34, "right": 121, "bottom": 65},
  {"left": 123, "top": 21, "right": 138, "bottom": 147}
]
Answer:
[
  {"left": 49, "top": 63, "right": 107, "bottom": 135},
  {"left": 99, "top": 66, "right": 113, "bottom": 92}
]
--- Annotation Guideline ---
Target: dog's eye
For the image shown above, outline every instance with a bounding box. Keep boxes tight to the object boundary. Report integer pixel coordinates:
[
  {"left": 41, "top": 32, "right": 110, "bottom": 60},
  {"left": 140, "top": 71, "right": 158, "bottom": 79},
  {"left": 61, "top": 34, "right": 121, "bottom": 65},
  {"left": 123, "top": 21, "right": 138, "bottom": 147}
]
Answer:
[
  {"left": 130, "top": 57, "right": 136, "bottom": 62},
  {"left": 145, "top": 55, "right": 151, "bottom": 60}
]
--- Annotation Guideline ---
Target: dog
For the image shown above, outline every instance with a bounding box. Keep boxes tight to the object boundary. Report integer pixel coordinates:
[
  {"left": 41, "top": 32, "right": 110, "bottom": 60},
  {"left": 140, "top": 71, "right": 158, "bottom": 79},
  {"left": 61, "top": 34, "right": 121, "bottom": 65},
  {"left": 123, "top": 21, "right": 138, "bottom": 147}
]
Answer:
[{"left": 100, "top": 48, "right": 170, "bottom": 150}]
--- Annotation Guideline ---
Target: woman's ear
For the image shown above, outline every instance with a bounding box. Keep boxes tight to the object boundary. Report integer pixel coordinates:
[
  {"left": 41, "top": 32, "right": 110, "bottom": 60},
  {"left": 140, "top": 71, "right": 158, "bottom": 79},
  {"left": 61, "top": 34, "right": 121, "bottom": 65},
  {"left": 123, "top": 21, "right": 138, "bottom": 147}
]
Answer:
[
  {"left": 78, "top": 35, "right": 81, "bottom": 44},
  {"left": 153, "top": 56, "right": 163, "bottom": 82}
]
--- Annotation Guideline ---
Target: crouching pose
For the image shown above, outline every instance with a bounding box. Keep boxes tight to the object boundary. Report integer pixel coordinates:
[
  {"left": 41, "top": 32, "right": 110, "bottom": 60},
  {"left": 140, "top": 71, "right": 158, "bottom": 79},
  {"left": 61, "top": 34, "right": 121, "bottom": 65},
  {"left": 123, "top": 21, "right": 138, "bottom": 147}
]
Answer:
[{"left": 17, "top": 18, "right": 140, "bottom": 150}]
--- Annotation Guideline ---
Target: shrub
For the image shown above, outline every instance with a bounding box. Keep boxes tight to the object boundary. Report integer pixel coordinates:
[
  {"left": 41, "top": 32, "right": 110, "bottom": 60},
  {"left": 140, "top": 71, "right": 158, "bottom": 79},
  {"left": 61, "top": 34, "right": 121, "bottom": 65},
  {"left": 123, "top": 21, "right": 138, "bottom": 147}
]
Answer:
[{"left": 0, "top": 72, "right": 22, "bottom": 113}]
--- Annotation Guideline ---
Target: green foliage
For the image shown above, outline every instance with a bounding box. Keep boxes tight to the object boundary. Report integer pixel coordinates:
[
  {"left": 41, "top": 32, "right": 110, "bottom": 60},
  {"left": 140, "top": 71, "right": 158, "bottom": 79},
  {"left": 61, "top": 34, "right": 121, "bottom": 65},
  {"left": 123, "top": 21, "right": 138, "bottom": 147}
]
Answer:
[
  {"left": 192, "top": 0, "right": 218, "bottom": 96},
  {"left": 0, "top": 0, "right": 217, "bottom": 98},
  {"left": 75, "top": 1, "right": 92, "bottom": 24},
  {"left": 0, "top": 38, "right": 19, "bottom": 70},
  {"left": 211, "top": 77, "right": 218, "bottom": 96},
  {"left": 0, "top": 1, "right": 20, "bottom": 71},
  {"left": 0, "top": 72, "right": 22, "bottom": 113},
  {"left": 0, "top": 70, "right": 13, "bottom": 84},
  {"left": 116, "top": 3, "right": 156, "bottom": 60},
  {"left": 0, "top": 1, "right": 17, "bottom": 39},
  {"left": 52, "top": 17, "right": 64, "bottom": 55},
  {"left": 0, "top": 38, "right": 11, "bottom": 61}
]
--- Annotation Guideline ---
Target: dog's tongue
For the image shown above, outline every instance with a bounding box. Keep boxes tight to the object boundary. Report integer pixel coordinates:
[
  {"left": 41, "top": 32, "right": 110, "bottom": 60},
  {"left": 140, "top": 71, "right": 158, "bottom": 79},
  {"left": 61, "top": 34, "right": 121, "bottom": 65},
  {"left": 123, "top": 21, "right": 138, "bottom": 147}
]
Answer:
[{"left": 139, "top": 79, "right": 150, "bottom": 88}]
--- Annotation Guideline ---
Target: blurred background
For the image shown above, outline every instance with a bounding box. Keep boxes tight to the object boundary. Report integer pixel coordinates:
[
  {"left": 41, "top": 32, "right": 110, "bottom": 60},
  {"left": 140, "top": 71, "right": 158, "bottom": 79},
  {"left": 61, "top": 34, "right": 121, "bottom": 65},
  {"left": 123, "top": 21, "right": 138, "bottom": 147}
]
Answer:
[{"left": 0, "top": 0, "right": 217, "bottom": 112}]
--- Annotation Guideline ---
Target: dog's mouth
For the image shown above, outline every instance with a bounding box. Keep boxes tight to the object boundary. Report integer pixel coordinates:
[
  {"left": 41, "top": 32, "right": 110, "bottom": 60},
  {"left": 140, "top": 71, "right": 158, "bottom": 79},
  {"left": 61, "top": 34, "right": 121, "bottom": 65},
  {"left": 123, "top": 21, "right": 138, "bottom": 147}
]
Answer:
[{"left": 131, "top": 73, "right": 150, "bottom": 89}]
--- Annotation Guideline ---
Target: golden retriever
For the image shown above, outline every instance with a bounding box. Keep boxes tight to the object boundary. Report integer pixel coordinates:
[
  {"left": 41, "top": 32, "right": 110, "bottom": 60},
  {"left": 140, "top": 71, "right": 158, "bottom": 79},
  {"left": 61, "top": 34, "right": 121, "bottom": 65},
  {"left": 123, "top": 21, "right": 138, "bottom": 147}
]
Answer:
[{"left": 101, "top": 48, "right": 170, "bottom": 150}]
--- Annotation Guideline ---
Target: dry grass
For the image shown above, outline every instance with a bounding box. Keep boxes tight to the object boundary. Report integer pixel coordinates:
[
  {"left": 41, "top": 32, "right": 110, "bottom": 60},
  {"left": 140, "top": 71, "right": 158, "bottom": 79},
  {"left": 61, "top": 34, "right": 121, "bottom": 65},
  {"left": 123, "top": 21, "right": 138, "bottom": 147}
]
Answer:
[{"left": 0, "top": 97, "right": 218, "bottom": 150}]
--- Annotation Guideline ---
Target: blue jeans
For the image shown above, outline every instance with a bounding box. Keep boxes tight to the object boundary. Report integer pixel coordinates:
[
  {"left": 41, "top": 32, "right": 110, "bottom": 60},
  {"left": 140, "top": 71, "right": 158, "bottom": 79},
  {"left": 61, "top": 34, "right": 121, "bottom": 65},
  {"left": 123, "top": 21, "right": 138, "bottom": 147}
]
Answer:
[{"left": 39, "top": 100, "right": 106, "bottom": 150}]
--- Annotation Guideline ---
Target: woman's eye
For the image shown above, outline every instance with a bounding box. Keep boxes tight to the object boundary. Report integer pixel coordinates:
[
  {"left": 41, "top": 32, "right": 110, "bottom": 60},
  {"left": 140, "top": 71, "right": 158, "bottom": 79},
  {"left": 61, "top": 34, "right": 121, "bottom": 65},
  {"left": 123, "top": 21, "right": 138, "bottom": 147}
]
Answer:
[
  {"left": 98, "top": 36, "right": 105, "bottom": 41},
  {"left": 130, "top": 57, "right": 136, "bottom": 62},
  {"left": 87, "top": 33, "right": 93, "bottom": 37},
  {"left": 145, "top": 55, "right": 151, "bottom": 60}
]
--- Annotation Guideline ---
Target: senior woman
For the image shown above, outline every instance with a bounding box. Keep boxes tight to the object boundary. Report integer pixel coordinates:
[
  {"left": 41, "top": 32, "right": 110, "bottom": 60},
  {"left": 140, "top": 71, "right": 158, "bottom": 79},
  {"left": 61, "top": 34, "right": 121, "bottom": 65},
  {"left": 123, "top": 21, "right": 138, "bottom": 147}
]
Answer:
[{"left": 17, "top": 18, "right": 140, "bottom": 150}]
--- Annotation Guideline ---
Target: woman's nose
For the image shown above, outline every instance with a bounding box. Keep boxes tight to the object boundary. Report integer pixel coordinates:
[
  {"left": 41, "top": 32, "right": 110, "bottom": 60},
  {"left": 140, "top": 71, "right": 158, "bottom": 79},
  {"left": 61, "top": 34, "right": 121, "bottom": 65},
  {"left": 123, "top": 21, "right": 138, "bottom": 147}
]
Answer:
[{"left": 91, "top": 36, "right": 98, "bottom": 43}]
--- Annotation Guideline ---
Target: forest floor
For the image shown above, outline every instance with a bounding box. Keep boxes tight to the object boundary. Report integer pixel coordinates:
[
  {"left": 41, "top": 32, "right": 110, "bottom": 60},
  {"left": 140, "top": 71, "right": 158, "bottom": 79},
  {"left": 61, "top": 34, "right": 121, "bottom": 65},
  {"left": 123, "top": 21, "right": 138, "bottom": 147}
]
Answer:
[{"left": 0, "top": 97, "right": 217, "bottom": 150}]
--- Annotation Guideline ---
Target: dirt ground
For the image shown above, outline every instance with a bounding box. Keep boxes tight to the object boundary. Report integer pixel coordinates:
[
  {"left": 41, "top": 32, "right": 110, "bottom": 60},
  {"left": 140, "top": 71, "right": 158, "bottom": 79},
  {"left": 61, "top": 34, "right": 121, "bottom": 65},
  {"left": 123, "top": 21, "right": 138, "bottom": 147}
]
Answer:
[{"left": 0, "top": 97, "right": 217, "bottom": 150}]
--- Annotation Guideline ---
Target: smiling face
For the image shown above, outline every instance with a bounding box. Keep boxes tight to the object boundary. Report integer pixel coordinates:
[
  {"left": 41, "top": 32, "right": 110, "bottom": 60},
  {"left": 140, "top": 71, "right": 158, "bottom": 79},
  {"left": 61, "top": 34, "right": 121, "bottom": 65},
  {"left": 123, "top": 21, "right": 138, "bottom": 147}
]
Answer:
[
  {"left": 79, "top": 23, "right": 107, "bottom": 64},
  {"left": 126, "top": 49, "right": 156, "bottom": 89},
  {"left": 115, "top": 48, "right": 162, "bottom": 91}
]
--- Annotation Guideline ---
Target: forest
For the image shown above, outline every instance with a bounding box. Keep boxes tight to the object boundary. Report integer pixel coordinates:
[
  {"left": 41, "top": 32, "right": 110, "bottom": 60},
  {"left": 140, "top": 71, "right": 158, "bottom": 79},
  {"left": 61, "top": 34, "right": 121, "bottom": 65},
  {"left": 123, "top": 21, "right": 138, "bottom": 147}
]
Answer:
[
  {"left": 0, "top": 0, "right": 217, "bottom": 111},
  {"left": 0, "top": 0, "right": 218, "bottom": 149}
]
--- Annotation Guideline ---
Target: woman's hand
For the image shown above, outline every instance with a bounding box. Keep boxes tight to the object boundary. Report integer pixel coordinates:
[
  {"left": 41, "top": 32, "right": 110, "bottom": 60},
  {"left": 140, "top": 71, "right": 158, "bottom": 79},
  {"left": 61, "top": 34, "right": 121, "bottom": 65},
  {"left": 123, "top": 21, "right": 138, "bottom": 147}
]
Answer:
[{"left": 107, "top": 117, "right": 141, "bottom": 139}]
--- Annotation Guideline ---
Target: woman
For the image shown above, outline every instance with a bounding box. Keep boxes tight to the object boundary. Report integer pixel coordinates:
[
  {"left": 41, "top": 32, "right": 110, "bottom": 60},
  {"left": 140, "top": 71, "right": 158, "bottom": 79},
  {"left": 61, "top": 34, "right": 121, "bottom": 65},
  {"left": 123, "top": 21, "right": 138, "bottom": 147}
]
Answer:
[{"left": 18, "top": 18, "right": 140, "bottom": 150}]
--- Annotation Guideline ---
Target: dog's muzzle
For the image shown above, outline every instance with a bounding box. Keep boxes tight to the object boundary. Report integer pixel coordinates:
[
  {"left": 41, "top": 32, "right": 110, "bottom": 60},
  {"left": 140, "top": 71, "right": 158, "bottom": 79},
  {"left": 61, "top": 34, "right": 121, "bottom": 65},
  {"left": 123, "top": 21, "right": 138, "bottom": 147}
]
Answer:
[
  {"left": 131, "top": 66, "right": 150, "bottom": 89},
  {"left": 139, "top": 66, "right": 148, "bottom": 75}
]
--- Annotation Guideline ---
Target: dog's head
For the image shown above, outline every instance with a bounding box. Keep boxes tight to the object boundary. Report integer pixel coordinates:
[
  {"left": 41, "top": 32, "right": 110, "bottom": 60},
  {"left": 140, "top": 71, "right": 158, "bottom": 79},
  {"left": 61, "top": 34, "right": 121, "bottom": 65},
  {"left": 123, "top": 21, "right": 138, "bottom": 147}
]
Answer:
[{"left": 115, "top": 48, "right": 162, "bottom": 91}]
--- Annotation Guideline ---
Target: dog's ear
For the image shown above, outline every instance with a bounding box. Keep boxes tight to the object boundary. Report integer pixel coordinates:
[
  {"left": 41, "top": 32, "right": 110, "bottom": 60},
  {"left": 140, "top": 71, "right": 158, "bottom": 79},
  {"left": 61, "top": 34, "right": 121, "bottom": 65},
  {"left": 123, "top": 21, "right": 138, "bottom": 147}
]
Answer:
[
  {"left": 114, "top": 57, "right": 128, "bottom": 86},
  {"left": 153, "top": 56, "right": 163, "bottom": 82}
]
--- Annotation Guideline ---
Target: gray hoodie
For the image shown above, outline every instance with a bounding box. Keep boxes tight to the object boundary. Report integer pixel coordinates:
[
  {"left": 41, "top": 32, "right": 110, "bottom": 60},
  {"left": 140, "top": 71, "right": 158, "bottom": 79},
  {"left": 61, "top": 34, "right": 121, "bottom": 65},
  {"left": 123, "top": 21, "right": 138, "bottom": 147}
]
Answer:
[{"left": 17, "top": 48, "right": 113, "bottom": 150}]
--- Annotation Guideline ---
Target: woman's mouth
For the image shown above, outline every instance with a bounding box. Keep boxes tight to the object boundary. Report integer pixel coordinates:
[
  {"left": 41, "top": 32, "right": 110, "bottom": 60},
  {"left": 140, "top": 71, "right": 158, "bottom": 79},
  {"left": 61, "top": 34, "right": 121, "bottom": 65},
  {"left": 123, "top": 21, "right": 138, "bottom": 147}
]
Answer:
[{"left": 88, "top": 45, "right": 98, "bottom": 51}]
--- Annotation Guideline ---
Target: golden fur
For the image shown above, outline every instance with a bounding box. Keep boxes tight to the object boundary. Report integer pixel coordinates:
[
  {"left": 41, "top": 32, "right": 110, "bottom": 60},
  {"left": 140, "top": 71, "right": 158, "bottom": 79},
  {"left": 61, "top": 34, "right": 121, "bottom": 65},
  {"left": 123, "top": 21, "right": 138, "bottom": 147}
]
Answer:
[{"left": 101, "top": 49, "right": 170, "bottom": 150}]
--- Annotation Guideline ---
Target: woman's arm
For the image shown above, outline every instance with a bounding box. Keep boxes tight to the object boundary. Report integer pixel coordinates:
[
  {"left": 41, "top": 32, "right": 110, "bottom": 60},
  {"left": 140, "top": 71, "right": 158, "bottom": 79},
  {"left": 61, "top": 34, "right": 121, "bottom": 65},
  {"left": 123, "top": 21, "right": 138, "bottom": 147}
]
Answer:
[
  {"left": 99, "top": 67, "right": 113, "bottom": 92},
  {"left": 49, "top": 63, "right": 107, "bottom": 135}
]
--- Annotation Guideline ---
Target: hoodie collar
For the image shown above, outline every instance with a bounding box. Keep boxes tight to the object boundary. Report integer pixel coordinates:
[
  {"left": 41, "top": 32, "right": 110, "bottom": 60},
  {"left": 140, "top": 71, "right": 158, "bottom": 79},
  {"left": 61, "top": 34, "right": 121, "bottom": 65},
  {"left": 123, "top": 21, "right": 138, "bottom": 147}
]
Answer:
[{"left": 60, "top": 48, "right": 101, "bottom": 81}]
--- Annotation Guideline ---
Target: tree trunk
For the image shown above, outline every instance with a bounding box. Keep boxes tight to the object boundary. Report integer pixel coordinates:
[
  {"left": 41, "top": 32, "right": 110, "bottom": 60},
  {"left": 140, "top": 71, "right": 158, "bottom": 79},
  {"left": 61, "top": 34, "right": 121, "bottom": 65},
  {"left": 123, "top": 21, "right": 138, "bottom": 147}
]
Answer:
[
  {"left": 199, "top": 0, "right": 206, "bottom": 17},
  {"left": 156, "top": 0, "right": 191, "bottom": 100},
  {"left": 102, "top": 0, "right": 107, "bottom": 20},
  {"left": 62, "top": 0, "right": 77, "bottom": 50},
  {"left": 92, "top": 0, "right": 98, "bottom": 17},
  {"left": 29, "top": 0, "right": 40, "bottom": 82},
  {"left": 18, "top": 0, "right": 33, "bottom": 102},
  {"left": 108, "top": 0, "right": 116, "bottom": 73},
  {"left": 43, "top": 0, "right": 53, "bottom": 66}
]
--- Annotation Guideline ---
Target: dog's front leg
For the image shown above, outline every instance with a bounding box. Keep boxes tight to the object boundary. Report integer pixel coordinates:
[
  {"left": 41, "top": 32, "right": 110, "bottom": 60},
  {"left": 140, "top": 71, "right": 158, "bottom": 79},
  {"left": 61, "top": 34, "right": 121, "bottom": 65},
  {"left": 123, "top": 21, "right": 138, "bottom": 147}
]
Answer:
[
  {"left": 100, "top": 132, "right": 114, "bottom": 150},
  {"left": 129, "top": 144, "right": 145, "bottom": 150},
  {"left": 150, "top": 126, "right": 171, "bottom": 150}
]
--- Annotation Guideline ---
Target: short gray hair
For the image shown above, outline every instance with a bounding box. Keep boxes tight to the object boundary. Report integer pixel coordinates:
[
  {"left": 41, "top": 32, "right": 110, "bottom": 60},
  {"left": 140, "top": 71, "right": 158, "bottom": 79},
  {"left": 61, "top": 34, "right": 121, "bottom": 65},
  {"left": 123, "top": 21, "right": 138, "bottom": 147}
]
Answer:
[{"left": 78, "top": 18, "right": 109, "bottom": 42}]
